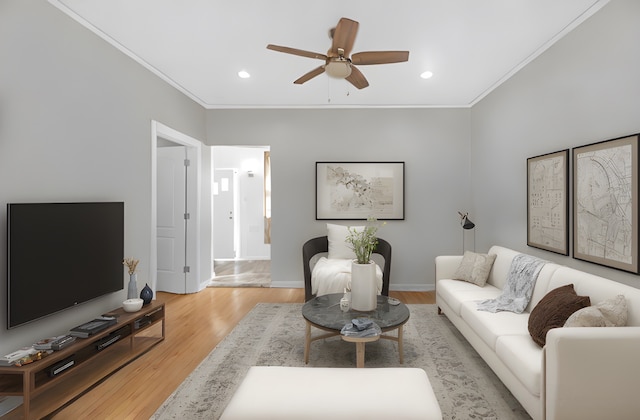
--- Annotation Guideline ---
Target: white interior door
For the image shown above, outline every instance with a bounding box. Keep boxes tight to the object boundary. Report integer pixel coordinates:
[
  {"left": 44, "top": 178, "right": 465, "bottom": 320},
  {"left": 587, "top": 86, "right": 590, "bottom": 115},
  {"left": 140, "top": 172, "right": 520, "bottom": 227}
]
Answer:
[
  {"left": 157, "top": 146, "right": 187, "bottom": 293},
  {"left": 213, "top": 169, "right": 237, "bottom": 259}
]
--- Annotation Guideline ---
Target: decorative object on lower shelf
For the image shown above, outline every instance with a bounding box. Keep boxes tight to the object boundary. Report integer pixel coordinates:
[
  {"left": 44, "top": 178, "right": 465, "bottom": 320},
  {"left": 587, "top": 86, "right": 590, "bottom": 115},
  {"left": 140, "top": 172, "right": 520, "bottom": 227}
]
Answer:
[
  {"left": 134, "top": 317, "right": 152, "bottom": 329},
  {"left": 140, "top": 283, "right": 153, "bottom": 305}
]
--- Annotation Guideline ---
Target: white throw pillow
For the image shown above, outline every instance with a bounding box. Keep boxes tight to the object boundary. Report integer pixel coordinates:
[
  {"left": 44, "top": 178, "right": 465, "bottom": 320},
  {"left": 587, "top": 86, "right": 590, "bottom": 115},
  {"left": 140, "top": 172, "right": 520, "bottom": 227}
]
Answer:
[
  {"left": 452, "top": 251, "right": 496, "bottom": 287},
  {"left": 327, "top": 223, "right": 364, "bottom": 260},
  {"left": 564, "top": 294, "right": 627, "bottom": 327}
]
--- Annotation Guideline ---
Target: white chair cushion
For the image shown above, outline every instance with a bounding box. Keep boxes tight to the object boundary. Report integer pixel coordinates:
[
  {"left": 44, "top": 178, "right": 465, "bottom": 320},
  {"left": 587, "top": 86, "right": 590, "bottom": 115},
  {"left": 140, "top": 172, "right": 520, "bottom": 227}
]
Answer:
[
  {"left": 327, "top": 223, "right": 363, "bottom": 259},
  {"left": 311, "top": 257, "right": 382, "bottom": 296}
]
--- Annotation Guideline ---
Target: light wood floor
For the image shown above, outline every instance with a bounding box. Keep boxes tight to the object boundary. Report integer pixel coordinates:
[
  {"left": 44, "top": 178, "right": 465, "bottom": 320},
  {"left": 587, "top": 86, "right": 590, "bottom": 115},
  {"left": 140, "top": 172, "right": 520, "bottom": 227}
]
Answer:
[{"left": 50, "top": 288, "right": 434, "bottom": 419}]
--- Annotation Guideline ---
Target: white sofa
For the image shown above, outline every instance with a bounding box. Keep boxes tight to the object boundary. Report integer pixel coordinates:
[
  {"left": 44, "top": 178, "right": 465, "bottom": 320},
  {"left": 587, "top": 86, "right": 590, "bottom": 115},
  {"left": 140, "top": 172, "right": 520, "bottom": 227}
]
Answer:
[{"left": 436, "top": 245, "right": 640, "bottom": 420}]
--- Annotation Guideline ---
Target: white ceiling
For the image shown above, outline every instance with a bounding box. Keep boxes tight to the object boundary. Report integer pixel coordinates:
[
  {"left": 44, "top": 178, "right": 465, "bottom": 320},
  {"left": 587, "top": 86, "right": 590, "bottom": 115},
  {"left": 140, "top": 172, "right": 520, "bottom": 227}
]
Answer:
[{"left": 49, "top": 0, "right": 609, "bottom": 109}]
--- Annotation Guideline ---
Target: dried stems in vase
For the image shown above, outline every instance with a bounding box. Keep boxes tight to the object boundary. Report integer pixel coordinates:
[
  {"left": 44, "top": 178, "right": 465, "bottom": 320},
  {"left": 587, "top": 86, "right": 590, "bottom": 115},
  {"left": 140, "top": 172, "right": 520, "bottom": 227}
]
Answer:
[{"left": 123, "top": 257, "right": 139, "bottom": 275}]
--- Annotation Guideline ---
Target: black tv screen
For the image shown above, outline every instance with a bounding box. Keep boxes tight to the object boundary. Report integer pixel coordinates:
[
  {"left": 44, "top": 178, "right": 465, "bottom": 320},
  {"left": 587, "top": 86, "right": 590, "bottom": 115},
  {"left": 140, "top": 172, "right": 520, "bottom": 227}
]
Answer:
[{"left": 7, "top": 202, "right": 124, "bottom": 329}]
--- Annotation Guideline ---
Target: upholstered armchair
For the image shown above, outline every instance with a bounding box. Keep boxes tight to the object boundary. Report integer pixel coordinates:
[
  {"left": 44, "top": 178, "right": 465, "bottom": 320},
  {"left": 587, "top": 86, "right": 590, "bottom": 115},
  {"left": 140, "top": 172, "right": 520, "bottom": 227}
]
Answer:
[{"left": 302, "top": 235, "right": 391, "bottom": 301}]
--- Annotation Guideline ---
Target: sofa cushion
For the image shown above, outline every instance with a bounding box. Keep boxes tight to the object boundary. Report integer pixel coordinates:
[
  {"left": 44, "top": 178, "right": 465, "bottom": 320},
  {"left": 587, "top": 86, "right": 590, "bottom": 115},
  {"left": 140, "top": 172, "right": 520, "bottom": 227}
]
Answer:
[
  {"left": 452, "top": 251, "right": 497, "bottom": 287},
  {"left": 528, "top": 284, "right": 590, "bottom": 347},
  {"left": 460, "top": 300, "right": 530, "bottom": 351},
  {"left": 495, "top": 335, "right": 543, "bottom": 397},
  {"left": 436, "top": 279, "right": 502, "bottom": 316},
  {"left": 485, "top": 246, "right": 522, "bottom": 289},
  {"left": 564, "top": 295, "right": 628, "bottom": 327}
]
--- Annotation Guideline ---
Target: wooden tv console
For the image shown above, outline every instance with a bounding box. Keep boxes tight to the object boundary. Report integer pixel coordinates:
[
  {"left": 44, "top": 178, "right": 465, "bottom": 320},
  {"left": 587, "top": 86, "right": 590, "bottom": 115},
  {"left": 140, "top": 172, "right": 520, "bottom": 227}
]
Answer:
[{"left": 0, "top": 301, "right": 165, "bottom": 419}]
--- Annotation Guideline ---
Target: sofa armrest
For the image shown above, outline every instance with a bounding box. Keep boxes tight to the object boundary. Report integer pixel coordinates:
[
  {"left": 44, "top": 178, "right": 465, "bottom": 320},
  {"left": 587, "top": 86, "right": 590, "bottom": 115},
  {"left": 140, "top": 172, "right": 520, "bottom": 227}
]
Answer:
[
  {"left": 435, "top": 255, "right": 462, "bottom": 281},
  {"left": 544, "top": 327, "right": 640, "bottom": 420}
]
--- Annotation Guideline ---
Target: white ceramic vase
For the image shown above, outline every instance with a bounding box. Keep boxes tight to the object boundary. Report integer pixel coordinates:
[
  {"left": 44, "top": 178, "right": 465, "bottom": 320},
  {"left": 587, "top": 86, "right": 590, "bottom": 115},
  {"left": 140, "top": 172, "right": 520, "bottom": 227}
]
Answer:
[{"left": 350, "top": 260, "right": 377, "bottom": 311}]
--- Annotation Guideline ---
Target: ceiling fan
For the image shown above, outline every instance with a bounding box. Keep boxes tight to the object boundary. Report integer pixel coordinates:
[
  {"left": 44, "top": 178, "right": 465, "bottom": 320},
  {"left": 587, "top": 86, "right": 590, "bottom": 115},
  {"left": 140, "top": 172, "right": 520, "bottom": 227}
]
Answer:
[{"left": 267, "top": 17, "right": 409, "bottom": 89}]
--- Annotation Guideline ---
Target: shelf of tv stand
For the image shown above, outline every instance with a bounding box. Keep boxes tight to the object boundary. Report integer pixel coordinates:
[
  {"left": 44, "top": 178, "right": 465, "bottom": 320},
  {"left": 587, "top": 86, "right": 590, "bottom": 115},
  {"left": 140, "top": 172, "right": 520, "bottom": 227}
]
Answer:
[{"left": 0, "top": 301, "right": 165, "bottom": 420}]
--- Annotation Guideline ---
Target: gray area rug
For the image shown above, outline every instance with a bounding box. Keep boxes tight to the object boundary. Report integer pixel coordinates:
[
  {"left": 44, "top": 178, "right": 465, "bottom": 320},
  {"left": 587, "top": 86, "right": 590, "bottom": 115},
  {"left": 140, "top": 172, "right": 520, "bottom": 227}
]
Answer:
[{"left": 152, "top": 304, "right": 530, "bottom": 420}]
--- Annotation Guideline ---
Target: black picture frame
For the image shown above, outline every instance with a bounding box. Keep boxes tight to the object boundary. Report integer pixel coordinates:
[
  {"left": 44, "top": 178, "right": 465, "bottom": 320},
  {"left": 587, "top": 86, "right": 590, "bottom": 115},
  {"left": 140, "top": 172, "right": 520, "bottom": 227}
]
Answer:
[
  {"left": 573, "top": 134, "right": 639, "bottom": 273},
  {"left": 527, "top": 149, "right": 569, "bottom": 255},
  {"left": 316, "top": 161, "right": 405, "bottom": 220}
]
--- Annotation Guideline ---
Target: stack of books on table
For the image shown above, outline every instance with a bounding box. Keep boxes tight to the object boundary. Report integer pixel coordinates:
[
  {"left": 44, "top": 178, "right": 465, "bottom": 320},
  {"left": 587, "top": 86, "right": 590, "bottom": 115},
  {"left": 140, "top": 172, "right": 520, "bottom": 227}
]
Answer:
[
  {"left": 0, "top": 347, "right": 38, "bottom": 366},
  {"left": 69, "top": 317, "right": 117, "bottom": 338},
  {"left": 34, "top": 335, "right": 66, "bottom": 350},
  {"left": 34, "top": 335, "right": 77, "bottom": 351}
]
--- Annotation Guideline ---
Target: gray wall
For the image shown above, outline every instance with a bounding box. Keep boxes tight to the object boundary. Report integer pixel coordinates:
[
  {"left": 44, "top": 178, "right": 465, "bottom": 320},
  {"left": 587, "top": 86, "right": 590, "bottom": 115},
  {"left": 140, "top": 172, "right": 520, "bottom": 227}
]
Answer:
[
  {"left": 3, "top": 0, "right": 639, "bottom": 357},
  {"left": 206, "top": 108, "right": 472, "bottom": 290},
  {"left": 0, "top": 1, "right": 206, "bottom": 354},
  {"left": 471, "top": 0, "right": 640, "bottom": 286}
]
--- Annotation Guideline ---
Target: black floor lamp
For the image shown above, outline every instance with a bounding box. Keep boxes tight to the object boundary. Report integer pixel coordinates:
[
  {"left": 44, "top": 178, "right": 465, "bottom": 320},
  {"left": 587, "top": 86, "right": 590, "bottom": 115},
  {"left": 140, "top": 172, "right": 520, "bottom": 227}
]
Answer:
[{"left": 458, "top": 211, "right": 475, "bottom": 252}]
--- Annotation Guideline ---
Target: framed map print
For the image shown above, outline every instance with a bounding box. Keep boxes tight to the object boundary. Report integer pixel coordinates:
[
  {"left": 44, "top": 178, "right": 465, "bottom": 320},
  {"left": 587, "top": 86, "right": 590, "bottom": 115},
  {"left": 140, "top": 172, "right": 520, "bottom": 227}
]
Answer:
[
  {"left": 573, "top": 134, "right": 639, "bottom": 273},
  {"left": 316, "top": 162, "right": 405, "bottom": 220},
  {"left": 527, "top": 149, "right": 569, "bottom": 255}
]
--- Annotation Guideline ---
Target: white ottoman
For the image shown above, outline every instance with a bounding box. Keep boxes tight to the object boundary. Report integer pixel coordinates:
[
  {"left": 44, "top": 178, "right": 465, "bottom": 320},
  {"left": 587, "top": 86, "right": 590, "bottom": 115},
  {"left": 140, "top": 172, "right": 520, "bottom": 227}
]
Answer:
[{"left": 220, "top": 366, "right": 442, "bottom": 420}]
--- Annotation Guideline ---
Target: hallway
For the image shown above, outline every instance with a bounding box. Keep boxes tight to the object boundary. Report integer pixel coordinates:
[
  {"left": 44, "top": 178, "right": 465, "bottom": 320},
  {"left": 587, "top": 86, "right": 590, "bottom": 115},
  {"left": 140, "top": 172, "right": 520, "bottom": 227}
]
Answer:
[{"left": 208, "top": 260, "right": 271, "bottom": 287}]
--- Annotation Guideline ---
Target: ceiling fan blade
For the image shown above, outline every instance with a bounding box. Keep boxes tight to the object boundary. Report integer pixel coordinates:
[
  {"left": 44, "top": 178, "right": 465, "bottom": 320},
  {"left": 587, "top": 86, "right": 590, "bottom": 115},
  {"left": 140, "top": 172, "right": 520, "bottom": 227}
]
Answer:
[
  {"left": 351, "top": 51, "right": 410, "bottom": 65},
  {"left": 294, "top": 66, "right": 326, "bottom": 85},
  {"left": 267, "top": 44, "right": 327, "bottom": 60},
  {"left": 330, "top": 18, "right": 358, "bottom": 57},
  {"left": 345, "top": 65, "right": 369, "bottom": 89}
]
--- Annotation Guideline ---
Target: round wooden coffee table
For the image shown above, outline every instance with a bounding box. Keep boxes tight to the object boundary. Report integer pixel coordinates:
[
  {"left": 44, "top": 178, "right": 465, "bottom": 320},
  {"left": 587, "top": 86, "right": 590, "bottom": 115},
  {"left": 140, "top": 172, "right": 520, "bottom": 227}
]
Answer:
[{"left": 302, "top": 293, "right": 410, "bottom": 367}]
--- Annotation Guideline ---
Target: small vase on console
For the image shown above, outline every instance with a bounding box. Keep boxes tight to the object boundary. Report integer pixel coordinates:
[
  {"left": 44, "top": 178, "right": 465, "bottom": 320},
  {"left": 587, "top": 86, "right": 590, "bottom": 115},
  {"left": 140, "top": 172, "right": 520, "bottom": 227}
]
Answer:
[
  {"left": 127, "top": 274, "right": 138, "bottom": 299},
  {"left": 350, "top": 261, "right": 377, "bottom": 311},
  {"left": 140, "top": 283, "right": 153, "bottom": 305}
]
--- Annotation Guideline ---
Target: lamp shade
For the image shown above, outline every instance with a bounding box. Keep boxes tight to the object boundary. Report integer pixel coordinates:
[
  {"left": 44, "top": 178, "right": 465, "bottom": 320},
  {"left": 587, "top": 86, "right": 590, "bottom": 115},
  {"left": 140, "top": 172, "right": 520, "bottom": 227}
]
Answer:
[
  {"left": 458, "top": 211, "right": 475, "bottom": 230},
  {"left": 462, "top": 217, "right": 475, "bottom": 230}
]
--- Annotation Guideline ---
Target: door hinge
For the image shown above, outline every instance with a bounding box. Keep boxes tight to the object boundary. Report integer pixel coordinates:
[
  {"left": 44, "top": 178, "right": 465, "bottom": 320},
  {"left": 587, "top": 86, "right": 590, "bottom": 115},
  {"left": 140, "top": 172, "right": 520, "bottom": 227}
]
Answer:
[
  {"left": 184, "top": 159, "right": 191, "bottom": 167},
  {"left": 183, "top": 266, "right": 190, "bottom": 273},
  {"left": 184, "top": 213, "right": 190, "bottom": 220}
]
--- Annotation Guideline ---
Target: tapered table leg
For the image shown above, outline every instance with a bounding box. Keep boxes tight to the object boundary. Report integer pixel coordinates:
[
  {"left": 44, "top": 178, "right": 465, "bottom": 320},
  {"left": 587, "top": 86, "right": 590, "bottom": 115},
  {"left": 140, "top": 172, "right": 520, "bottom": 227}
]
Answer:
[
  {"left": 341, "top": 335, "right": 380, "bottom": 368},
  {"left": 398, "top": 325, "right": 404, "bottom": 364},
  {"left": 304, "top": 321, "right": 311, "bottom": 364}
]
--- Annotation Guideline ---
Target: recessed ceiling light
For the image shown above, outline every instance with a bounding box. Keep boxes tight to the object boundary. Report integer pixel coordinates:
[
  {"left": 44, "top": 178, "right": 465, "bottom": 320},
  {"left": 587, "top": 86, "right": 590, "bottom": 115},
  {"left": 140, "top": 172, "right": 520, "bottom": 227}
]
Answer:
[
  {"left": 420, "top": 71, "right": 433, "bottom": 79},
  {"left": 238, "top": 70, "right": 251, "bottom": 79}
]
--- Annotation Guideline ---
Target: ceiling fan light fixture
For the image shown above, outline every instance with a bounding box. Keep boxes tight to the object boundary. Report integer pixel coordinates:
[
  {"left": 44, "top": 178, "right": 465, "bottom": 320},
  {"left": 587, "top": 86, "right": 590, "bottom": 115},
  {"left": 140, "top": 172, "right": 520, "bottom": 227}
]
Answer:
[{"left": 325, "top": 60, "right": 352, "bottom": 78}]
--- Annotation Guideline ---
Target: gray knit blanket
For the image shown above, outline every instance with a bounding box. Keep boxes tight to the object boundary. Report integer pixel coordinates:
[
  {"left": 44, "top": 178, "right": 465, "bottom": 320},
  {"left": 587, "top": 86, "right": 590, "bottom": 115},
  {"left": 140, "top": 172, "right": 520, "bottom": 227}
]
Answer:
[{"left": 477, "top": 254, "right": 546, "bottom": 313}]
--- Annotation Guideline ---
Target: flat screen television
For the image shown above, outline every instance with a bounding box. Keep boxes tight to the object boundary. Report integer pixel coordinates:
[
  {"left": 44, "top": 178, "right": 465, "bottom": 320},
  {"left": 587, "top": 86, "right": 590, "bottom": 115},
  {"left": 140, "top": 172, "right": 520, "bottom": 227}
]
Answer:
[{"left": 7, "top": 202, "right": 124, "bottom": 329}]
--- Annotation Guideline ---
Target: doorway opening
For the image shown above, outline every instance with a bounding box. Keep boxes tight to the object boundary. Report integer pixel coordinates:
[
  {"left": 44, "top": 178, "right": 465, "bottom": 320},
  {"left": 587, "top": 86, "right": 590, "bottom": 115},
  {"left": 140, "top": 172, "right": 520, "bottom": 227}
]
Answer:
[{"left": 209, "top": 146, "right": 271, "bottom": 287}]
